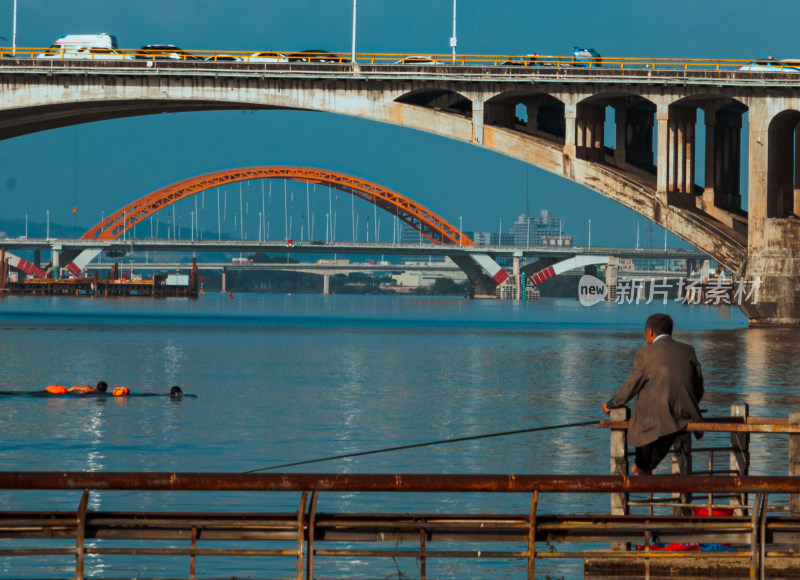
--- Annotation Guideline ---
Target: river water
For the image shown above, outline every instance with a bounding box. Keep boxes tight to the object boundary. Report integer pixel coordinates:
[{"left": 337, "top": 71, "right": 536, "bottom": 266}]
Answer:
[{"left": 1, "top": 293, "right": 798, "bottom": 578}]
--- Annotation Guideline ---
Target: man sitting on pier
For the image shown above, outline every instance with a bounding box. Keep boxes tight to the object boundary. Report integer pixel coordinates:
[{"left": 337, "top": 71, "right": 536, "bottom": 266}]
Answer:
[{"left": 602, "top": 313, "right": 704, "bottom": 475}]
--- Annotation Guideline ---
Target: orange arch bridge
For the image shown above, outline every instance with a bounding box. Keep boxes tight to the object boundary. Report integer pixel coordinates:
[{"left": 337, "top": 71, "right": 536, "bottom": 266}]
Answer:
[
  {"left": 82, "top": 166, "right": 473, "bottom": 246},
  {"left": 65, "top": 167, "right": 508, "bottom": 292}
]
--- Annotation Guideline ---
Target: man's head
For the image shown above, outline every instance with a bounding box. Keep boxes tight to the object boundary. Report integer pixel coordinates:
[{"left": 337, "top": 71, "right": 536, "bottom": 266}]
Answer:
[
  {"left": 96, "top": 381, "right": 108, "bottom": 392},
  {"left": 644, "top": 313, "right": 673, "bottom": 344},
  {"left": 169, "top": 385, "right": 183, "bottom": 399}
]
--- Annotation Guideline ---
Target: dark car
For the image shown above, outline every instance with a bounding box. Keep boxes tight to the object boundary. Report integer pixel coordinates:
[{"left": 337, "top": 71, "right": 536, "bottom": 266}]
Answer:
[
  {"left": 133, "top": 44, "right": 200, "bottom": 61},
  {"left": 287, "top": 49, "right": 343, "bottom": 63},
  {"left": 499, "top": 53, "right": 541, "bottom": 67}
]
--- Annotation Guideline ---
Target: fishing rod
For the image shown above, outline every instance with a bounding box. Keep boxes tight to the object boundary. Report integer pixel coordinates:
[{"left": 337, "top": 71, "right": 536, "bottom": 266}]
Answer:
[{"left": 245, "top": 419, "right": 599, "bottom": 473}]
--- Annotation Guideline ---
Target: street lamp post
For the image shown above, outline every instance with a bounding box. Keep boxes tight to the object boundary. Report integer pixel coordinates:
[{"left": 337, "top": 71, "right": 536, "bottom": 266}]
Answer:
[
  {"left": 12, "top": 0, "right": 17, "bottom": 55},
  {"left": 351, "top": 0, "right": 357, "bottom": 63},
  {"left": 450, "top": 0, "right": 457, "bottom": 64}
]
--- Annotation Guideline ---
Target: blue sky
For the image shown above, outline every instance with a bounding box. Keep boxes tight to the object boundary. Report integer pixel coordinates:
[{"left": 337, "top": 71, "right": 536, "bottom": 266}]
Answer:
[{"left": 0, "top": 0, "right": 791, "bottom": 246}]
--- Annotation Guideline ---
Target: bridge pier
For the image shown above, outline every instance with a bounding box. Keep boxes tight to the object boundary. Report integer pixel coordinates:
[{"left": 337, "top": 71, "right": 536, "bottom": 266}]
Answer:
[
  {"left": 605, "top": 258, "right": 619, "bottom": 302},
  {"left": 614, "top": 100, "right": 656, "bottom": 171},
  {"left": 322, "top": 273, "right": 330, "bottom": 295},
  {"left": 0, "top": 248, "right": 6, "bottom": 291},
  {"left": 703, "top": 105, "right": 743, "bottom": 212},
  {"left": 51, "top": 248, "right": 60, "bottom": 279},
  {"left": 657, "top": 106, "right": 697, "bottom": 206},
  {"left": 739, "top": 101, "right": 800, "bottom": 325},
  {"left": 575, "top": 104, "right": 605, "bottom": 162}
]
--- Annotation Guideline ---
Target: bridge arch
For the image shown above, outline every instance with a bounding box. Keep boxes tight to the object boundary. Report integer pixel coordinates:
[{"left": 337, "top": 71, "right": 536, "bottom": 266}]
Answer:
[
  {"left": 81, "top": 166, "right": 474, "bottom": 246},
  {"left": 767, "top": 109, "right": 800, "bottom": 218},
  {"left": 395, "top": 89, "right": 472, "bottom": 116},
  {"left": 668, "top": 95, "right": 749, "bottom": 211},
  {"left": 485, "top": 90, "right": 566, "bottom": 140},
  {"left": 574, "top": 92, "right": 659, "bottom": 171}
]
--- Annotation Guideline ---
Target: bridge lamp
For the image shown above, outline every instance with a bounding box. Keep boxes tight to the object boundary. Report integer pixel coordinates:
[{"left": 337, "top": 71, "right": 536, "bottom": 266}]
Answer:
[
  {"left": 351, "top": 0, "right": 356, "bottom": 63},
  {"left": 11, "top": 0, "right": 16, "bottom": 55},
  {"left": 450, "top": 0, "right": 457, "bottom": 64}
]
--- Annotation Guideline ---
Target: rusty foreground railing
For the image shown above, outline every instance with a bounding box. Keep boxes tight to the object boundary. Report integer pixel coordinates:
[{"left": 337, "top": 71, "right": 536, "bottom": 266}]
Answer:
[{"left": 2, "top": 472, "right": 800, "bottom": 579}]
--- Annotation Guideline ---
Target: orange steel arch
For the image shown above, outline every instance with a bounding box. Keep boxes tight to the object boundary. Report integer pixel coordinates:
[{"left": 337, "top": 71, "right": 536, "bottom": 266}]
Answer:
[{"left": 82, "top": 167, "right": 474, "bottom": 246}]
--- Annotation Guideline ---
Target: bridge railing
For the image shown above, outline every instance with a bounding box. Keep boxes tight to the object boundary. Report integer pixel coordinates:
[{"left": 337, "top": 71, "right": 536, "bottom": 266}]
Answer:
[{"left": 0, "top": 46, "right": 786, "bottom": 73}]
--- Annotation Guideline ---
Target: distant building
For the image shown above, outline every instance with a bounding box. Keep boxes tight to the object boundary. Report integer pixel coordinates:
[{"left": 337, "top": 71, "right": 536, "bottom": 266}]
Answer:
[
  {"left": 471, "top": 231, "right": 491, "bottom": 246},
  {"left": 399, "top": 224, "right": 445, "bottom": 263},
  {"left": 400, "top": 224, "right": 427, "bottom": 245},
  {"left": 513, "top": 210, "right": 573, "bottom": 247},
  {"left": 392, "top": 257, "right": 468, "bottom": 288},
  {"left": 470, "top": 231, "right": 514, "bottom": 246}
]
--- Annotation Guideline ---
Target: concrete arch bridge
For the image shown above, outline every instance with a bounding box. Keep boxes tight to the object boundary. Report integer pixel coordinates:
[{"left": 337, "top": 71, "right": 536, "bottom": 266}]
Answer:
[{"left": 2, "top": 59, "right": 800, "bottom": 323}]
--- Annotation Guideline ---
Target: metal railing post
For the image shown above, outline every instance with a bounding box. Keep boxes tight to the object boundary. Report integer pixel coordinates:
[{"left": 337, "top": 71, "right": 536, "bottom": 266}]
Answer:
[
  {"left": 609, "top": 407, "right": 630, "bottom": 552},
  {"left": 420, "top": 527, "right": 427, "bottom": 579},
  {"left": 731, "top": 403, "right": 750, "bottom": 516},
  {"left": 610, "top": 407, "right": 630, "bottom": 513},
  {"left": 790, "top": 411, "right": 800, "bottom": 516},
  {"left": 297, "top": 491, "right": 308, "bottom": 580},
  {"left": 190, "top": 526, "right": 197, "bottom": 578},
  {"left": 527, "top": 490, "right": 538, "bottom": 580},
  {"left": 76, "top": 489, "right": 89, "bottom": 580},
  {"left": 306, "top": 491, "right": 318, "bottom": 580},
  {"left": 671, "top": 432, "right": 693, "bottom": 515}
]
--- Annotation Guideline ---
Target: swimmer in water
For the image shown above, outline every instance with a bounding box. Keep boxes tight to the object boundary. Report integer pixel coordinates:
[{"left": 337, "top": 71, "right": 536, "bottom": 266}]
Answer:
[{"left": 68, "top": 381, "right": 108, "bottom": 394}]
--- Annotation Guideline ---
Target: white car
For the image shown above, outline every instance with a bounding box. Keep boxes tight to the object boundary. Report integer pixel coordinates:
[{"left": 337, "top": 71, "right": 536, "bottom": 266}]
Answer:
[
  {"left": 393, "top": 55, "right": 438, "bottom": 65},
  {"left": 739, "top": 59, "right": 800, "bottom": 72},
  {"left": 204, "top": 54, "right": 242, "bottom": 62},
  {"left": 36, "top": 47, "right": 128, "bottom": 60},
  {"left": 246, "top": 51, "right": 288, "bottom": 63},
  {"left": 36, "top": 33, "right": 122, "bottom": 59}
]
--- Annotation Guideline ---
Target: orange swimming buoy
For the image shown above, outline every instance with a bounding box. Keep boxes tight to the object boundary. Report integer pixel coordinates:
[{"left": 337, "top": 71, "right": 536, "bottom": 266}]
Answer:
[
  {"left": 112, "top": 386, "right": 130, "bottom": 397},
  {"left": 45, "top": 385, "right": 67, "bottom": 394}
]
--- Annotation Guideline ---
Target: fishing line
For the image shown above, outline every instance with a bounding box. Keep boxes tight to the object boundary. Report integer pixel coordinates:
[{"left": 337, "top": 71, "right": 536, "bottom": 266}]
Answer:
[{"left": 245, "top": 420, "right": 599, "bottom": 473}]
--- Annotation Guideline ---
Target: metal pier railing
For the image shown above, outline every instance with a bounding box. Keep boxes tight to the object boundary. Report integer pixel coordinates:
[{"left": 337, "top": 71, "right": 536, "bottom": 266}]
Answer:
[{"left": 2, "top": 472, "right": 800, "bottom": 579}]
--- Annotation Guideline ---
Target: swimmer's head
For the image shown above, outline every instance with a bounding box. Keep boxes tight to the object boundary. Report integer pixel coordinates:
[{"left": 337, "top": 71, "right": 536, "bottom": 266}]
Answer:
[
  {"left": 169, "top": 385, "right": 183, "bottom": 399},
  {"left": 96, "top": 381, "right": 108, "bottom": 392}
]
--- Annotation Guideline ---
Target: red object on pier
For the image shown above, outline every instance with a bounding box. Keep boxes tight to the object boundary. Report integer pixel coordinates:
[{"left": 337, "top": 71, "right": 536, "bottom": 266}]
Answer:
[{"left": 692, "top": 507, "right": 734, "bottom": 516}]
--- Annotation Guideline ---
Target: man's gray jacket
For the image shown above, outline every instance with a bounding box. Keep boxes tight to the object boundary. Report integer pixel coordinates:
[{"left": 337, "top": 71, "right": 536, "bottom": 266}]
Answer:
[{"left": 607, "top": 336, "right": 704, "bottom": 447}]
